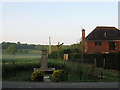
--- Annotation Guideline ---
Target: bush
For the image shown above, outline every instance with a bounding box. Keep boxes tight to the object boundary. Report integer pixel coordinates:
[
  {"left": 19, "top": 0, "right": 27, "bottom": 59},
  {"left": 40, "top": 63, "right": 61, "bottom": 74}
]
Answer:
[
  {"left": 31, "top": 70, "right": 44, "bottom": 82},
  {"left": 48, "top": 51, "right": 58, "bottom": 59},
  {"left": 52, "top": 70, "right": 68, "bottom": 82}
]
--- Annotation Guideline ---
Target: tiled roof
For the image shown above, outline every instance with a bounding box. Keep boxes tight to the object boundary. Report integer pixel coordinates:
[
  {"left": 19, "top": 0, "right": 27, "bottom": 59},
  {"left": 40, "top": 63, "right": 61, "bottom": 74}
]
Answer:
[{"left": 85, "top": 26, "right": 120, "bottom": 41}]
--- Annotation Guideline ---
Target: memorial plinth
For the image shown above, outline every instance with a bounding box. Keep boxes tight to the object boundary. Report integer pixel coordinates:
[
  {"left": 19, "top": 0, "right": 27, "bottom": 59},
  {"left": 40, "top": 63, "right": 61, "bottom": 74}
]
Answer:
[{"left": 34, "top": 48, "right": 55, "bottom": 74}]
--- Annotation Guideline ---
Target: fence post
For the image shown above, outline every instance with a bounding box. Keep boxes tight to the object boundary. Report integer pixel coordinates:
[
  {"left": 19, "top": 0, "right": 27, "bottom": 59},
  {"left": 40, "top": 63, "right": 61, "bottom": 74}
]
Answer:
[
  {"left": 79, "top": 70, "right": 83, "bottom": 80},
  {"left": 64, "top": 54, "right": 66, "bottom": 70},
  {"left": 91, "top": 64, "right": 94, "bottom": 79},
  {"left": 100, "top": 71, "right": 103, "bottom": 79},
  {"left": 94, "top": 58, "right": 96, "bottom": 68},
  {"left": 103, "top": 58, "right": 106, "bottom": 69},
  {"left": 13, "top": 60, "right": 15, "bottom": 65},
  {"left": 66, "top": 54, "right": 68, "bottom": 61}
]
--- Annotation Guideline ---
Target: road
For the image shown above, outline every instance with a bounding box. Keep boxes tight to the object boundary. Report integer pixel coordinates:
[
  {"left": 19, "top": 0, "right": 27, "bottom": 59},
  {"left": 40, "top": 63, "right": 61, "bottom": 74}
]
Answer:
[{"left": 2, "top": 81, "right": 119, "bottom": 88}]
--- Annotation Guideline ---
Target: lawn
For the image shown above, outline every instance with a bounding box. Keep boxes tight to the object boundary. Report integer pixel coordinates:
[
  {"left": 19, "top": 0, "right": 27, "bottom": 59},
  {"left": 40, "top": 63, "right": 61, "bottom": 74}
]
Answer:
[{"left": 2, "top": 49, "right": 119, "bottom": 82}]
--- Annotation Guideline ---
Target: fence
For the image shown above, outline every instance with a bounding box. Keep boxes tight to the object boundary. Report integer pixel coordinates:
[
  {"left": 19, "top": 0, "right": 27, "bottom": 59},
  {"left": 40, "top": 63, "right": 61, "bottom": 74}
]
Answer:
[{"left": 48, "top": 50, "right": 120, "bottom": 70}]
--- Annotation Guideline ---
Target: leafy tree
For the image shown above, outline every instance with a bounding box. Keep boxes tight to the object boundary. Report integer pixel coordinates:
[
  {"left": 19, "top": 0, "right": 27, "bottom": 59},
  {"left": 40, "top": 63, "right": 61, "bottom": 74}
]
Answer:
[
  {"left": 2, "top": 41, "right": 36, "bottom": 50},
  {"left": 17, "top": 41, "right": 21, "bottom": 45},
  {"left": 64, "top": 49, "right": 71, "bottom": 54},
  {"left": 69, "top": 43, "right": 81, "bottom": 54},
  {"left": 6, "top": 45, "right": 17, "bottom": 55}
]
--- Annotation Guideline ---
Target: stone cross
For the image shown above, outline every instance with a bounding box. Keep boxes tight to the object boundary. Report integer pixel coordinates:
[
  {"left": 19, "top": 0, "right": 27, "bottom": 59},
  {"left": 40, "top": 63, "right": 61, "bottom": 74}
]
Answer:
[{"left": 40, "top": 48, "right": 48, "bottom": 69}]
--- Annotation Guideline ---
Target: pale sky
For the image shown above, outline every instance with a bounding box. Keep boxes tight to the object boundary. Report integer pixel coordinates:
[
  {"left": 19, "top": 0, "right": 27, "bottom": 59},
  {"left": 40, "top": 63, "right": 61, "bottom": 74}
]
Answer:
[{"left": 1, "top": 1, "right": 118, "bottom": 45}]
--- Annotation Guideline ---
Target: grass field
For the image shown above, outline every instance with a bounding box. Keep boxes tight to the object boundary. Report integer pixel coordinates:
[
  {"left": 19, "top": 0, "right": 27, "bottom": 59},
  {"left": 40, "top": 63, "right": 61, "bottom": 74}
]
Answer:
[{"left": 2, "top": 49, "right": 119, "bottom": 82}]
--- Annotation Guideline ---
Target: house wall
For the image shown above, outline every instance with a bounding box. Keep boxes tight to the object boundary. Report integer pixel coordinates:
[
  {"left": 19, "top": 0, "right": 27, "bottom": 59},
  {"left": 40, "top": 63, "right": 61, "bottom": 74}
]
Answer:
[
  {"left": 86, "top": 41, "right": 120, "bottom": 53},
  {"left": 116, "top": 41, "right": 120, "bottom": 52}
]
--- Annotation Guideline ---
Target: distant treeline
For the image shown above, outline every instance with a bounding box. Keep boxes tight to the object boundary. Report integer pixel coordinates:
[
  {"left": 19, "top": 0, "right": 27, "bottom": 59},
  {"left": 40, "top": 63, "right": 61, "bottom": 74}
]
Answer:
[
  {"left": 1, "top": 42, "right": 69, "bottom": 51},
  {"left": 1, "top": 42, "right": 36, "bottom": 50}
]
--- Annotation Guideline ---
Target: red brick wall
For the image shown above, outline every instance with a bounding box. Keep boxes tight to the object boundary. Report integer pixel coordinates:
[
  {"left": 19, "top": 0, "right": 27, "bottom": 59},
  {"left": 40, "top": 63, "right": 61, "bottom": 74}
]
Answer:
[
  {"left": 116, "top": 41, "right": 120, "bottom": 52},
  {"left": 85, "top": 41, "right": 120, "bottom": 53},
  {"left": 86, "top": 41, "right": 109, "bottom": 53}
]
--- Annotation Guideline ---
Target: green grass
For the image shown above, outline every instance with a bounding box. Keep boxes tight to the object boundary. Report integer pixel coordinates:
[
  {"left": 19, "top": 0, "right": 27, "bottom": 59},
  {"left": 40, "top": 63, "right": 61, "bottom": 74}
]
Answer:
[
  {"left": 2, "top": 49, "right": 41, "bottom": 61},
  {"left": 2, "top": 49, "right": 119, "bottom": 82},
  {"left": 48, "top": 59, "right": 119, "bottom": 82},
  {"left": 66, "top": 62, "right": 119, "bottom": 82},
  {"left": 2, "top": 49, "right": 41, "bottom": 64},
  {"left": 2, "top": 59, "right": 119, "bottom": 82}
]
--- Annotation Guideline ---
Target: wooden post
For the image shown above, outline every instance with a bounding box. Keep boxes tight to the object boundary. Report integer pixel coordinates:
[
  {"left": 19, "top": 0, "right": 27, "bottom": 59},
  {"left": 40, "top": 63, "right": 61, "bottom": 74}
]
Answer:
[
  {"left": 100, "top": 71, "right": 103, "bottom": 79},
  {"left": 76, "top": 62, "right": 79, "bottom": 74},
  {"left": 94, "top": 58, "right": 96, "bottom": 68},
  {"left": 64, "top": 60, "right": 66, "bottom": 70},
  {"left": 64, "top": 54, "right": 68, "bottom": 70},
  {"left": 103, "top": 58, "right": 106, "bottom": 69},
  {"left": 64, "top": 55, "right": 66, "bottom": 70},
  {"left": 13, "top": 60, "right": 15, "bottom": 65},
  {"left": 66, "top": 54, "right": 68, "bottom": 61},
  {"left": 79, "top": 70, "right": 83, "bottom": 80},
  {"left": 64, "top": 54, "right": 68, "bottom": 61},
  {"left": 92, "top": 64, "right": 94, "bottom": 79}
]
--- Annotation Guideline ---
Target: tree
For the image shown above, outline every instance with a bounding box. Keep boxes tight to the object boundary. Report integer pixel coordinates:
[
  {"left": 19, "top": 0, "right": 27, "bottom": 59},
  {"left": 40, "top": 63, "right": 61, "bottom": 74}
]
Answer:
[
  {"left": 6, "top": 45, "right": 17, "bottom": 55},
  {"left": 64, "top": 49, "right": 71, "bottom": 54},
  {"left": 69, "top": 44, "right": 81, "bottom": 54},
  {"left": 17, "top": 41, "right": 21, "bottom": 45}
]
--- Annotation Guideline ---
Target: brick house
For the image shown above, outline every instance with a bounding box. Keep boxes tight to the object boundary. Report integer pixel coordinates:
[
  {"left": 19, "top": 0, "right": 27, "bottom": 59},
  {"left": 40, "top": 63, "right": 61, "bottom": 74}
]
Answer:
[{"left": 82, "top": 26, "right": 120, "bottom": 53}]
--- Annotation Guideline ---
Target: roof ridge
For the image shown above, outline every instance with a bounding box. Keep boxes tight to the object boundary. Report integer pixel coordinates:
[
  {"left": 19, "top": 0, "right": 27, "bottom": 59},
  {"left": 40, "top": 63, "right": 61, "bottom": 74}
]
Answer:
[
  {"left": 96, "top": 26, "right": 119, "bottom": 31},
  {"left": 96, "top": 26, "right": 115, "bottom": 28}
]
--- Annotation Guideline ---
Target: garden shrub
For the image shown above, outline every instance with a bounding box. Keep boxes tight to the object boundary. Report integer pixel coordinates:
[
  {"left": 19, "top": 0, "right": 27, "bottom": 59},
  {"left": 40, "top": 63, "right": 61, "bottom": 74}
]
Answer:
[
  {"left": 31, "top": 70, "right": 44, "bottom": 82},
  {"left": 48, "top": 51, "right": 58, "bottom": 59},
  {"left": 52, "top": 70, "right": 68, "bottom": 82}
]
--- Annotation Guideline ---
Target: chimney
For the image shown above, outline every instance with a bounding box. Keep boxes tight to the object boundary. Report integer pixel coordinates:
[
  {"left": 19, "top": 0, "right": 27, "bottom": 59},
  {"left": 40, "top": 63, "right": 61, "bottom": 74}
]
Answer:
[{"left": 82, "top": 29, "right": 85, "bottom": 41}]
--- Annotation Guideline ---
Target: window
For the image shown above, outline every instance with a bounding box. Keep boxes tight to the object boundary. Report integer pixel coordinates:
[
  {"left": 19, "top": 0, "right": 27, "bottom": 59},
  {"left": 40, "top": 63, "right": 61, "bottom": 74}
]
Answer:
[
  {"left": 109, "top": 42, "right": 115, "bottom": 50},
  {"left": 95, "top": 42, "right": 102, "bottom": 46}
]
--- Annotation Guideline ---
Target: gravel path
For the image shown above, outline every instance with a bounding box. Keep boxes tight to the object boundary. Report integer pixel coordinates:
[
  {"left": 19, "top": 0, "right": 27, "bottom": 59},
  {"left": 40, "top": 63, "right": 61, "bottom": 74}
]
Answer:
[{"left": 2, "top": 81, "right": 119, "bottom": 88}]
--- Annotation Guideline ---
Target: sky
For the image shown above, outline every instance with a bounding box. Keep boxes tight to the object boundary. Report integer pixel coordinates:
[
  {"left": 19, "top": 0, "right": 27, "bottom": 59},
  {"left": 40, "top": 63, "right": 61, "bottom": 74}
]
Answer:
[{"left": 0, "top": 1, "right": 118, "bottom": 45}]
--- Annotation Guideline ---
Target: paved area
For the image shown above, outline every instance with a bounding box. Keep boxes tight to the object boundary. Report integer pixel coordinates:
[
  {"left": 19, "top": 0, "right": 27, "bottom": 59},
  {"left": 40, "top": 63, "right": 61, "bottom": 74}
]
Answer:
[
  {"left": 2, "top": 81, "right": 119, "bottom": 88},
  {"left": 44, "top": 75, "right": 51, "bottom": 82}
]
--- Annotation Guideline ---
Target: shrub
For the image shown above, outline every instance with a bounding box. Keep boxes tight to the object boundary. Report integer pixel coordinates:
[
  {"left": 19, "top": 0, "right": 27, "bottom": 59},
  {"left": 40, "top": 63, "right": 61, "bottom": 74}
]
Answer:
[
  {"left": 31, "top": 70, "right": 44, "bottom": 82},
  {"left": 52, "top": 70, "right": 68, "bottom": 82},
  {"left": 48, "top": 51, "right": 58, "bottom": 59}
]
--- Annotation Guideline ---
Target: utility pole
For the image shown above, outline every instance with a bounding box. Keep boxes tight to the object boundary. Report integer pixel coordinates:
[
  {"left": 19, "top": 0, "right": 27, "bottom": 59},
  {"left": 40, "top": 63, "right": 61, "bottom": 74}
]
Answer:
[{"left": 49, "top": 37, "right": 51, "bottom": 54}]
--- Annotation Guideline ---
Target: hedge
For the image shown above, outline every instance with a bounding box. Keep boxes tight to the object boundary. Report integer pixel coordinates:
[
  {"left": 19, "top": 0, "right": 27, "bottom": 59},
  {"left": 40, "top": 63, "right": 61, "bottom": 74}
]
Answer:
[
  {"left": 84, "top": 52, "right": 120, "bottom": 70},
  {"left": 49, "top": 49, "right": 120, "bottom": 70}
]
